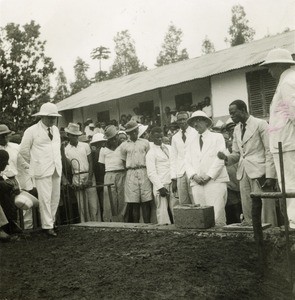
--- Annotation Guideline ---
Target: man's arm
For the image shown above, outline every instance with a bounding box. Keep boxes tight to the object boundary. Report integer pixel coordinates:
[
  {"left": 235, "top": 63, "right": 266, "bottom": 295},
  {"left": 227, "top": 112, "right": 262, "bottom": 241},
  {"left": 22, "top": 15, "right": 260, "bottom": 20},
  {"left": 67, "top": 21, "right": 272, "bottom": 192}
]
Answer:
[{"left": 18, "top": 128, "right": 33, "bottom": 165}]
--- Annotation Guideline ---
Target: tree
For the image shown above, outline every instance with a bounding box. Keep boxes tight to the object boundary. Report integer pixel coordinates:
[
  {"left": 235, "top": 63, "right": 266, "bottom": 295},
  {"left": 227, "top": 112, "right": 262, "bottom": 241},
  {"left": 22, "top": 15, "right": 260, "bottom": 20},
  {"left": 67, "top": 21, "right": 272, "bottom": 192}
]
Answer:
[
  {"left": 91, "top": 46, "right": 111, "bottom": 82},
  {"left": 225, "top": 5, "right": 255, "bottom": 47},
  {"left": 201, "top": 36, "right": 215, "bottom": 55},
  {"left": 53, "top": 67, "right": 69, "bottom": 102},
  {"left": 0, "top": 21, "right": 55, "bottom": 130},
  {"left": 109, "top": 30, "right": 147, "bottom": 78},
  {"left": 70, "top": 57, "right": 91, "bottom": 95},
  {"left": 156, "top": 24, "right": 189, "bottom": 67}
]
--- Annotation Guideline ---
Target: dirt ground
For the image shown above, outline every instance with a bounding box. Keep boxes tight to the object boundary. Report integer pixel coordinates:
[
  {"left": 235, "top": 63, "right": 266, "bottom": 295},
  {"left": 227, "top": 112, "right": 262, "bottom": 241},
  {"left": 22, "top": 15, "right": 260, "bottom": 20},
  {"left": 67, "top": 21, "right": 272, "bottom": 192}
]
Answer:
[{"left": 0, "top": 226, "right": 294, "bottom": 300}]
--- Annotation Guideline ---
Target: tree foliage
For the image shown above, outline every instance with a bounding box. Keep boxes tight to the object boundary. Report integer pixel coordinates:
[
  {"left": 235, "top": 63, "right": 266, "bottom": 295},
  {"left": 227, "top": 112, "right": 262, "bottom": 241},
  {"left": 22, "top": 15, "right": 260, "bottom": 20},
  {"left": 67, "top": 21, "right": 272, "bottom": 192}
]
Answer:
[
  {"left": 109, "top": 30, "right": 147, "bottom": 78},
  {"left": 201, "top": 36, "right": 215, "bottom": 55},
  {"left": 156, "top": 24, "right": 189, "bottom": 66},
  {"left": 226, "top": 5, "right": 255, "bottom": 46},
  {"left": 70, "top": 57, "right": 91, "bottom": 95},
  {"left": 91, "top": 46, "right": 111, "bottom": 82},
  {"left": 53, "top": 67, "right": 69, "bottom": 102},
  {"left": 0, "top": 21, "right": 55, "bottom": 130}
]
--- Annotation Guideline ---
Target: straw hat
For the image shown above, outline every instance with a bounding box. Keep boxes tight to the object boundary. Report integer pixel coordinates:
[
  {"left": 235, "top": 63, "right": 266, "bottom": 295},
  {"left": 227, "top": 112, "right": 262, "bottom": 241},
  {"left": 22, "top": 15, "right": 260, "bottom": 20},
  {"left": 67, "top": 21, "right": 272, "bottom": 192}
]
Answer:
[
  {"left": 138, "top": 124, "right": 148, "bottom": 138},
  {"left": 260, "top": 48, "right": 295, "bottom": 66},
  {"left": 32, "top": 102, "right": 61, "bottom": 117},
  {"left": 65, "top": 123, "right": 82, "bottom": 136},
  {"left": 187, "top": 111, "right": 213, "bottom": 127},
  {"left": 15, "top": 191, "right": 39, "bottom": 210},
  {"left": 89, "top": 123, "right": 95, "bottom": 128},
  {"left": 90, "top": 133, "right": 107, "bottom": 144},
  {"left": 0, "top": 124, "right": 12, "bottom": 135},
  {"left": 103, "top": 125, "right": 118, "bottom": 140},
  {"left": 124, "top": 120, "right": 139, "bottom": 133}
]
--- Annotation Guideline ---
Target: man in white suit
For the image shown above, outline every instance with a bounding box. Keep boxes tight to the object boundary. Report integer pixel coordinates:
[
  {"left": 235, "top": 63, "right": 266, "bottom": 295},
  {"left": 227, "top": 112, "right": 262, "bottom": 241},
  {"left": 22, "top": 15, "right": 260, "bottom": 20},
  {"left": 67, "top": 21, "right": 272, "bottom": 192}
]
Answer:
[
  {"left": 146, "top": 127, "right": 179, "bottom": 224},
  {"left": 19, "top": 103, "right": 62, "bottom": 237},
  {"left": 218, "top": 100, "right": 277, "bottom": 225},
  {"left": 170, "top": 111, "right": 194, "bottom": 205},
  {"left": 260, "top": 48, "right": 295, "bottom": 228},
  {"left": 185, "top": 111, "right": 229, "bottom": 226}
]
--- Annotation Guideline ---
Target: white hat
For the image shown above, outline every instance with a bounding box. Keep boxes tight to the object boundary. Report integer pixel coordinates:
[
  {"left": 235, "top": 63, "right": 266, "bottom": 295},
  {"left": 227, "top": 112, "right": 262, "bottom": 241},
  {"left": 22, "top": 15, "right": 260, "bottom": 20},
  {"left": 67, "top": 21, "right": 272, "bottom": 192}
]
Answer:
[
  {"left": 65, "top": 123, "right": 82, "bottom": 136},
  {"left": 90, "top": 133, "right": 107, "bottom": 144},
  {"left": 138, "top": 124, "right": 148, "bottom": 138},
  {"left": 89, "top": 123, "right": 95, "bottom": 127},
  {"left": 187, "top": 111, "right": 213, "bottom": 127},
  {"left": 32, "top": 102, "right": 61, "bottom": 117},
  {"left": 15, "top": 191, "right": 39, "bottom": 210},
  {"left": 260, "top": 48, "right": 295, "bottom": 66}
]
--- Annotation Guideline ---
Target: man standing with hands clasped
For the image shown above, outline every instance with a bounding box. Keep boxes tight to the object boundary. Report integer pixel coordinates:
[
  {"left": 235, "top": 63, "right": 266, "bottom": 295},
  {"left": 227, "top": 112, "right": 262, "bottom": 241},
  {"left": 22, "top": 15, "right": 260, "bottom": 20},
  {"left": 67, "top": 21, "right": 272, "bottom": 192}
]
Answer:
[
  {"left": 217, "top": 100, "right": 277, "bottom": 226},
  {"left": 19, "top": 103, "right": 62, "bottom": 237},
  {"left": 185, "top": 111, "right": 229, "bottom": 226}
]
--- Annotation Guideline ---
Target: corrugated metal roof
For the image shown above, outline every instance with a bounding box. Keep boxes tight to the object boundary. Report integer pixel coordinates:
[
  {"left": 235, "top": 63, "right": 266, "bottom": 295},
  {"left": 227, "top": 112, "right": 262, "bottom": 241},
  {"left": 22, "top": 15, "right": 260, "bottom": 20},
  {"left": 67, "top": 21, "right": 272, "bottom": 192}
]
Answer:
[{"left": 57, "top": 31, "right": 295, "bottom": 111}]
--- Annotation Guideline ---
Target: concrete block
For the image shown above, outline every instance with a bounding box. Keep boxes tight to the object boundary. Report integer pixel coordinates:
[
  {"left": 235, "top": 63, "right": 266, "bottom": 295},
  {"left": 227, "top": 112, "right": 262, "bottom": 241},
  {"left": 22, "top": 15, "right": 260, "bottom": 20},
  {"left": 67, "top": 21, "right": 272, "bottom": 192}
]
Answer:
[{"left": 173, "top": 205, "right": 215, "bottom": 229}]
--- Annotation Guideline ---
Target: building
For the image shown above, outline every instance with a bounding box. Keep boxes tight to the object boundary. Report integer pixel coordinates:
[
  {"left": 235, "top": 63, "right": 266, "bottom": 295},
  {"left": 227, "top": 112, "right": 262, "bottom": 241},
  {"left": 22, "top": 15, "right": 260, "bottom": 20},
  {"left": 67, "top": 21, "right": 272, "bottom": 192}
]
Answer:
[{"left": 56, "top": 30, "right": 295, "bottom": 127}]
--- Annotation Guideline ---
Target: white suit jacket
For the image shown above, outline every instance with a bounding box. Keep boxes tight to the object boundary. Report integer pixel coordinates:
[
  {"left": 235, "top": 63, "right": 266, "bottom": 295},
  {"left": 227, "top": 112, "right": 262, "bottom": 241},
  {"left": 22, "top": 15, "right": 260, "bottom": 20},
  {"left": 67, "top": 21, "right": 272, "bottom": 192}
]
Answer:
[
  {"left": 170, "top": 126, "right": 195, "bottom": 179},
  {"left": 185, "top": 129, "right": 229, "bottom": 184},
  {"left": 19, "top": 121, "right": 62, "bottom": 179},
  {"left": 227, "top": 115, "right": 276, "bottom": 180},
  {"left": 146, "top": 143, "right": 172, "bottom": 191},
  {"left": 269, "top": 66, "right": 295, "bottom": 153}
]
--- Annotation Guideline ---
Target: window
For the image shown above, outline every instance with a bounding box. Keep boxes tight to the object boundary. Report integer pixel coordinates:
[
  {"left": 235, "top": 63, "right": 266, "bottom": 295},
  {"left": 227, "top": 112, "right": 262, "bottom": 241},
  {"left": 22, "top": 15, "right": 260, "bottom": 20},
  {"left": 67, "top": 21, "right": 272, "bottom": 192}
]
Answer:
[
  {"left": 97, "top": 110, "right": 110, "bottom": 123},
  {"left": 246, "top": 69, "right": 277, "bottom": 118},
  {"left": 139, "top": 100, "right": 154, "bottom": 115},
  {"left": 175, "top": 93, "right": 192, "bottom": 111}
]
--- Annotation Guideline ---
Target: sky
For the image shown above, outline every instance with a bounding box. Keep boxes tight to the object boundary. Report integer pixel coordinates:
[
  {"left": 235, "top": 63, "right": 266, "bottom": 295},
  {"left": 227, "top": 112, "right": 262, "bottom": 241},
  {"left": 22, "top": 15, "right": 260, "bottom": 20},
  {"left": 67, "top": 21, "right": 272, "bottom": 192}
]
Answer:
[{"left": 1, "top": 0, "right": 295, "bottom": 86}]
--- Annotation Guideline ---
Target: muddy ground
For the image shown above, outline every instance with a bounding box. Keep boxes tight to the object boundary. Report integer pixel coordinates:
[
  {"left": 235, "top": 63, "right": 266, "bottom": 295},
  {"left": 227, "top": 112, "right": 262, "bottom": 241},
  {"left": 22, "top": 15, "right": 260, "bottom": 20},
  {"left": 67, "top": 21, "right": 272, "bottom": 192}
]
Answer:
[{"left": 0, "top": 226, "right": 294, "bottom": 299}]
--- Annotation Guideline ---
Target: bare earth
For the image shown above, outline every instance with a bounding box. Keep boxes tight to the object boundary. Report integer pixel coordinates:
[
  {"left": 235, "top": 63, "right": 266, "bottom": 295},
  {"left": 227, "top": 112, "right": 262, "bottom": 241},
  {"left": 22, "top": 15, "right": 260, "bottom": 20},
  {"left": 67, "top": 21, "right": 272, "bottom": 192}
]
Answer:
[{"left": 0, "top": 226, "right": 294, "bottom": 299}]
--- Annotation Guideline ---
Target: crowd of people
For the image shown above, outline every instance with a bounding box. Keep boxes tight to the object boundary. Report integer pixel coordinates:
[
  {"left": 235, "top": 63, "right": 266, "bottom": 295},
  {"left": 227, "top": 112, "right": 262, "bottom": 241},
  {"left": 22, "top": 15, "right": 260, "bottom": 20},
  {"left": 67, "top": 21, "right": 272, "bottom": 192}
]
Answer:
[{"left": 0, "top": 48, "right": 294, "bottom": 242}]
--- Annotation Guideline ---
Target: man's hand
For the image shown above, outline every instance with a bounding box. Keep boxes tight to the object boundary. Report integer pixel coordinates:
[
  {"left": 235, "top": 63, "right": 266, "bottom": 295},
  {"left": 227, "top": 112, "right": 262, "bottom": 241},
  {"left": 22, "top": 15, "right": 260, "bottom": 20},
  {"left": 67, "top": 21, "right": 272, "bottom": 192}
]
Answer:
[
  {"left": 86, "top": 178, "right": 93, "bottom": 187},
  {"left": 158, "top": 187, "right": 169, "bottom": 197},
  {"left": 171, "top": 179, "right": 177, "bottom": 193},
  {"left": 262, "top": 178, "right": 276, "bottom": 190},
  {"left": 192, "top": 174, "right": 203, "bottom": 185},
  {"left": 217, "top": 151, "right": 227, "bottom": 160},
  {"left": 200, "top": 175, "right": 211, "bottom": 185}
]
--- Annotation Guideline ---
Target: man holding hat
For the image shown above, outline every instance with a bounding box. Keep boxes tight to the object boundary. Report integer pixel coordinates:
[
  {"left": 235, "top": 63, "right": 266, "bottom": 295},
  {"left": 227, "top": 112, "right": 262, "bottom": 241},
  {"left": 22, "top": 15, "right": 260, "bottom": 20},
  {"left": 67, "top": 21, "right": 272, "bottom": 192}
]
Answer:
[
  {"left": 185, "top": 111, "right": 229, "bottom": 226},
  {"left": 118, "top": 120, "right": 153, "bottom": 223},
  {"left": 19, "top": 102, "right": 62, "bottom": 237},
  {"left": 65, "top": 123, "right": 101, "bottom": 223},
  {"left": 260, "top": 48, "right": 295, "bottom": 227}
]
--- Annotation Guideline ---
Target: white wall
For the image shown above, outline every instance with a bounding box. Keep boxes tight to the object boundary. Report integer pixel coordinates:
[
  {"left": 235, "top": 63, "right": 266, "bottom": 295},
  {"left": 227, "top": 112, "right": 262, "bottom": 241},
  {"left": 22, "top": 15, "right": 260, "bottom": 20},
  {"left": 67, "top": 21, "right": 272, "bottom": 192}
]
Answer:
[{"left": 211, "top": 69, "right": 248, "bottom": 119}]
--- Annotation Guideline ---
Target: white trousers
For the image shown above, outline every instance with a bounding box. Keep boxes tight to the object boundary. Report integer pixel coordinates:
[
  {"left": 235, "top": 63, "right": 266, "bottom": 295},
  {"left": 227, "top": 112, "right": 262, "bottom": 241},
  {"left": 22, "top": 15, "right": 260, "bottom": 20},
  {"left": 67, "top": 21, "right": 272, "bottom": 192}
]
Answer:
[
  {"left": 153, "top": 183, "right": 179, "bottom": 225},
  {"left": 192, "top": 181, "right": 227, "bottom": 226},
  {"left": 74, "top": 174, "right": 101, "bottom": 223},
  {"left": 273, "top": 151, "right": 295, "bottom": 228},
  {"left": 177, "top": 173, "right": 193, "bottom": 205},
  {"left": 35, "top": 170, "right": 61, "bottom": 229}
]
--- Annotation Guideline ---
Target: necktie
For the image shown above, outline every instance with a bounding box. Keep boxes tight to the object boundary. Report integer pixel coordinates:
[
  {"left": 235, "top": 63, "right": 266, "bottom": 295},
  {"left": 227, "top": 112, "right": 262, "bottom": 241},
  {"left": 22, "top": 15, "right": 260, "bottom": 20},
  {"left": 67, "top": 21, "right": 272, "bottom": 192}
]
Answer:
[
  {"left": 47, "top": 127, "right": 53, "bottom": 140},
  {"left": 182, "top": 130, "right": 186, "bottom": 143},
  {"left": 161, "top": 145, "right": 169, "bottom": 158},
  {"left": 241, "top": 123, "right": 246, "bottom": 140},
  {"left": 199, "top": 135, "right": 203, "bottom": 151}
]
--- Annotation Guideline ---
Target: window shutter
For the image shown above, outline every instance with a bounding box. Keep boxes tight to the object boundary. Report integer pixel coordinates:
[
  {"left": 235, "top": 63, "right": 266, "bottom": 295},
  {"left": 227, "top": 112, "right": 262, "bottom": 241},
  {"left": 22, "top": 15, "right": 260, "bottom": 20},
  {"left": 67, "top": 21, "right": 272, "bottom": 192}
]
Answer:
[{"left": 246, "top": 69, "right": 277, "bottom": 118}]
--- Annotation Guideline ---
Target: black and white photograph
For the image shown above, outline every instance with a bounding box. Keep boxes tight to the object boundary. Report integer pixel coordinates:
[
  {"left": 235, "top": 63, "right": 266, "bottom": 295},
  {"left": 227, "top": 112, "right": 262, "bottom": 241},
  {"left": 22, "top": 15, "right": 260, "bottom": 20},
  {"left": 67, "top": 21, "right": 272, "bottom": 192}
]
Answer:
[{"left": 0, "top": 0, "right": 295, "bottom": 298}]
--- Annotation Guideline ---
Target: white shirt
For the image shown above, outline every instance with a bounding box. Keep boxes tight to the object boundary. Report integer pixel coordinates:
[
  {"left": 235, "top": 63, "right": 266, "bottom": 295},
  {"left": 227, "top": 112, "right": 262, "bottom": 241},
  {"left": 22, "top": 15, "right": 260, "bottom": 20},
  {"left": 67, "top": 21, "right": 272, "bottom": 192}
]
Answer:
[
  {"left": 146, "top": 143, "right": 172, "bottom": 191},
  {"left": 202, "top": 105, "right": 213, "bottom": 118},
  {"left": 170, "top": 125, "right": 196, "bottom": 179},
  {"left": 0, "top": 142, "right": 19, "bottom": 178},
  {"left": 99, "top": 147, "right": 124, "bottom": 172},
  {"left": 65, "top": 142, "right": 91, "bottom": 174}
]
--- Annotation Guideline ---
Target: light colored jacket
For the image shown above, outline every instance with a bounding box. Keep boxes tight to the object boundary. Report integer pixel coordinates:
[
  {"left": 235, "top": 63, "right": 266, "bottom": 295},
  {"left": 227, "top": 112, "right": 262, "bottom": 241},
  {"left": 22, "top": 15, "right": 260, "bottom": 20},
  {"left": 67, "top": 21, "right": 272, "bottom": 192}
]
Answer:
[
  {"left": 146, "top": 143, "right": 172, "bottom": 191},
  {"left": 269, "top": 66, "right": 295, "bottom": 153},
  {"left": 227, "top": 115, "right": 276, "bottom": 180},
  {"left": 185, "top": 130, "right": 229, "bottom": 184},
  {"left": 18, "top": 121, "right": 62, "bottom": 178},
  {"left": 170, "top": 126, "right": 195, "bottom": 179}
]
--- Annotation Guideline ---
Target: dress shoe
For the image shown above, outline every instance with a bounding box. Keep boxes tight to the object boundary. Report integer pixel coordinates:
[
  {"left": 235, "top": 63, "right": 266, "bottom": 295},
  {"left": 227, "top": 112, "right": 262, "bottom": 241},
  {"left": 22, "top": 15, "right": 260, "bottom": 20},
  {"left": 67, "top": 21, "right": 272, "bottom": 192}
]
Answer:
[{"left": 45, "top": 229, "right": 57, "bottom": 237}]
